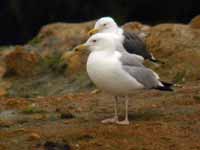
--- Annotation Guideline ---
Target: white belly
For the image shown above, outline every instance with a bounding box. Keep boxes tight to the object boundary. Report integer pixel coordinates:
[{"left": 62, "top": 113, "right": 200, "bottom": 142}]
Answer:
[{"left": 87, "top": 51, "right": 144, "bottom": 95}]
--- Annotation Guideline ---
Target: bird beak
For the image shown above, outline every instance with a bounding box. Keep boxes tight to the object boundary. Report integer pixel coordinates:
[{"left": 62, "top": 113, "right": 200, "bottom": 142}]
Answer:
[
  {"left": 88, "top": 28, "right": 99, "bottom": 36},
  {"left": 73, "top": 44, "right": 88, "bottom": 52}
]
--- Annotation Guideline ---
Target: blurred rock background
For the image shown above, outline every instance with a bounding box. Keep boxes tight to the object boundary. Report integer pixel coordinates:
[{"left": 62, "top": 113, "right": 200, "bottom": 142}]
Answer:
[
  {"left": 0, "top": 0, "right": 200, "bottom": 98},
  {"left": 0, "top": 15, "right": 199, "bottom": 97}
]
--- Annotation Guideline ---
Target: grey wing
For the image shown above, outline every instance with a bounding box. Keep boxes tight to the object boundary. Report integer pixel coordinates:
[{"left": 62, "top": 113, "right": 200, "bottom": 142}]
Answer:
[
  {"left": 123, "top": 66, "right": 161, "bottom": 89},
  {"left": 120, "top": 51, "right": 144, "bottom": 67},
  {"left": 123, "top": 31, "right": 153, "bottom": 60}
]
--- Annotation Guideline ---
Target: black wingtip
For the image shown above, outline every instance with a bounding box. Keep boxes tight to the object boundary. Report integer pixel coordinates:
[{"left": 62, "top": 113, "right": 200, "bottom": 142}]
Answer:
[
  {"left": 161, "top": 81, "right": 173, "bottom": 87},
  {"left": 149, "top": 58, "right": 165, "bottom": 64},
  {"left": 155, "top": 86, "right": 173, "bottom": 91},
  {"left": 155, "top": 81, "right": 174, "bottom": 91}
]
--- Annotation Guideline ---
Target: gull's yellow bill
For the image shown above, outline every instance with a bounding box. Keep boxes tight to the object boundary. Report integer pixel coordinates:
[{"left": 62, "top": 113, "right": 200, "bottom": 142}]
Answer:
[
  {"left": 88, "top": 28, "right": 99, "bottom": 36},
  {"left": 73, "top": 44, "right": 88, "bottom": 51}
]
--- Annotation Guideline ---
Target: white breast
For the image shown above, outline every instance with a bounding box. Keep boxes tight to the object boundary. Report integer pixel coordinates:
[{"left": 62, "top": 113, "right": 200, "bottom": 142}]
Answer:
[{"left": 87, "top": 51, "right": 144, "bottom": 95}]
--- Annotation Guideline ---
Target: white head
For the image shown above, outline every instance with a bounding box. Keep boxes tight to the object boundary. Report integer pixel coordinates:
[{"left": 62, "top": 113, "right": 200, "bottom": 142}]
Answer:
[
  {"left": 86, "top": 33, "right": 117, "bottom": 52},
  {"left": 75, "top": 33, "right": 117, "bottom": 52},
  {"left": 88, "top": 17, "right": 119, "bottom": 35}
]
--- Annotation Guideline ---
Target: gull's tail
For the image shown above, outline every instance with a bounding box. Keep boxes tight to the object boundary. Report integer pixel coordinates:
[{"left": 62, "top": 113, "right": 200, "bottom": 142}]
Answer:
[
  {"left": 155, "top": 81, "right": 174, "bottom": 91},
  {"left": 149, "top": 53, "right": 165, "bottom": 64},
  {"left": 150, "top": 58, "right": 165, "bottom": 64}
]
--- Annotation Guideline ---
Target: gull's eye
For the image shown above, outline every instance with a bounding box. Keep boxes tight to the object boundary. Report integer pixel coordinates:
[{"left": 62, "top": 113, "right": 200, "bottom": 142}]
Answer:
[
  {"left": 103, "top": 23, "right": 107, "bottom": 26},
  {"left": 92, "top": 40, "right": 97, "bottom": 43}
]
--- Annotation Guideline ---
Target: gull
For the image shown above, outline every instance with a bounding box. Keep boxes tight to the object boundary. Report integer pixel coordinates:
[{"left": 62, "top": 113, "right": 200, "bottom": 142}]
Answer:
[
  {"left": 88, "top": 17, "right": 162, "bottom": 63},
  {"left": 75, "top": 33, "right": 172, "bottom": 125}
]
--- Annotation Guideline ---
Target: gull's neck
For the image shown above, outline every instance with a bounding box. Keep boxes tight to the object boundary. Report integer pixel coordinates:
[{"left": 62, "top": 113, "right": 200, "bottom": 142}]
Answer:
[
  {"left": 90, "top": 49, "right": 115, "bottom": 57},
  {"left": 111, "top": 27, "right": 123, "bottom": 36},
  {"left": 117, "top": 28, "right": 123, "bottom": 35},
  {"left": 102, "top": 27, "right": 123, "bottom": 36}
]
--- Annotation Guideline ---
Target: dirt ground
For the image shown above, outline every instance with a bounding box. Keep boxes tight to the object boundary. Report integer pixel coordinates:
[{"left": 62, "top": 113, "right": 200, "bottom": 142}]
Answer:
[{"left": 0, "top": 81, "right": 200, "bottom": 150}]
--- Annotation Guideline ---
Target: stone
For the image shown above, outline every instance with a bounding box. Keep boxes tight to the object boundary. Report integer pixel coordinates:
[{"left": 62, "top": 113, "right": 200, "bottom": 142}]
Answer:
[
  {"left": 0, "top": 65, "right": 6, "bottom": 78},
  {"left": 33, "top": 21, "right": 95, "bottom": 57},
  {"left": 61, "top": 48, "right": 89, "bottom": 77},
  {"left": 4, "top": 46, "right": 41, "bottom": 77},
  {"left": 60, "top": 111, "right": 74, "bottom": 119},
  {"left": 0, "top": 88, "right": 7, "bottom": 97},
  {"left": 146, "top": 23, "right": 200, "bottom": 82},
  {"left": 189, "top": 15, "right": 200, "bottom": 29},
  {"left": 28, "top": 133, "right": 41, "bottom": 141},
  {"left": 43, "top": 141, "right": 71, "bottom": 150},
  {"left": 122, "top": 21, "right": 151, "bottom": 40}
]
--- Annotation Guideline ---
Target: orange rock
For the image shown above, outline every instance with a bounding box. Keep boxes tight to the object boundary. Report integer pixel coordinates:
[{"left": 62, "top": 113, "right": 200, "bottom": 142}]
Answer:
[
  {"left": 34, "top": 21, "right": 95, "bottom": 57},
  {"left": 0, "top": 88, "right": 7, "bottom": 97},
  {"left": 28, "top": 133, "right": 41, "bottom": 141},
  {"left": 0, "top": 65, "right": 6, "bottom": 78},
  {"left": 62, "top": 48, "right": 89, "bottom": 77},
  {"left": 146, "top": 23, "right": 200, "bottom": 81},
  {"left": 122, "top": 21, "right": 151, "bottom": 40},
  {"left": 189, "top": 15, "right": 200, "bottom": 29},
  {"left": 4, "top": 46, "right": 40, "bottom": 77}
]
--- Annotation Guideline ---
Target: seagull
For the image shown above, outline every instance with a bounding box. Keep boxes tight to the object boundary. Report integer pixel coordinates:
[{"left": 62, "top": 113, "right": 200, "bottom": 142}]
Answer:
[
  {"left": 88, "top": 17, "right": 161, "bottom": 63},
  {"left": 75, "top": 33, "right": 173, "bottom": 125}
]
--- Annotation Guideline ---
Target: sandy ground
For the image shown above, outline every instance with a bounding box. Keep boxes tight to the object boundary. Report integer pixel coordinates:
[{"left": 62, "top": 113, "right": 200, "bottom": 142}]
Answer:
[{"left": 0, "top": 81, "right": 200, "bottom": 150}]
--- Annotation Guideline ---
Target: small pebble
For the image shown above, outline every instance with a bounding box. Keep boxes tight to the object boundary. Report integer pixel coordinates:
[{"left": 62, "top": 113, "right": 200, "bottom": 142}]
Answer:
[
  {"left": 28, "top": 133, "right": 41, "bottom": 141},
  {"left": 60, "top": 112, "right": 74, "bottom": 119}
]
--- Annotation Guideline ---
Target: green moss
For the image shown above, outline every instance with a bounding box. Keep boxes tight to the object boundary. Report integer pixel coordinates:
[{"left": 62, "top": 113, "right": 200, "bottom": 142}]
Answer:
[
  {"left": 0, "top": 46, "right": 9, "bottom": 51},
  {"left": 6, "top": 52, "right": 93, "bottom": 98},
  {"left": 22, "top": 106, "right": 46, "bottom": 114},
  {"left": 28, "top": 36, "right": 42, "bottom": 45},
  {"left": 173, "top": 71, "right": 186, "bottom": 84},
  {"left": 49, "top": 113, "right": 58, "bottom": 121},
  {"left": 73, "top": 72, "right": 94, "bottom": 90},
  {"left": 39, "top": 53, "right": 68, "bottom": 74},
  {"left": 193, "top": 95, "right": 200, "bottom": 102}
]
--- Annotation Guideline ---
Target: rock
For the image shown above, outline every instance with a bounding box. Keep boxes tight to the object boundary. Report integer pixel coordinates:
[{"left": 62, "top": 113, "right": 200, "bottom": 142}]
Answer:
[
  {"left": 43, "top": 141, "right": 71, "bottom": 150},
  {"left": 0, "top": 120, "right": 14, "bottom": 128},
  {"left": 122, "top": 21, "right": 151, "bottom": 40},
  {"left": 61, "top": 48, "right": 89, "bottom": 77},
  {"left": 4, "top": 46, "right": 41, "bottom": 77},
  {"left": 33, "top": 21, "right": 95, "bottom": 57},
  {"left": 28, "top": 133, "right": 41, "bottom": 141},
  {"left": 146, "top": 23, "right": 200, "bottom": 82},
  {"left": 0, "top": 88, "right": 7, "bottom": 97},
  {"left": 0, "top": 65, "right": 6, "bottom": 78},
  {"left": 0, "top": 46, "right": 15, "bottom": 57},
  {"left": 0, "top": 80, "right": 11, "bottom": 97},
  {"left": 60, "top": 111, "right": 74, "bottom": 119},
  {"left": 0, "top": 46, "right": 15, "bottom": 78},
  {"left": 90, "top": 89, "right": 101, "bottom": 95},
  {"left": 189, "top": 15, "right": 200, "bottom": 29}
]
